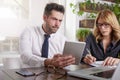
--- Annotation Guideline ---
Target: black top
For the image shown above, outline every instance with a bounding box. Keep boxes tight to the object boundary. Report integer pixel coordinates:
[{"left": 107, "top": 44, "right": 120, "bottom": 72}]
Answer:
[{"left": 81, "top": 33, "right": 120, "bottom": 61}]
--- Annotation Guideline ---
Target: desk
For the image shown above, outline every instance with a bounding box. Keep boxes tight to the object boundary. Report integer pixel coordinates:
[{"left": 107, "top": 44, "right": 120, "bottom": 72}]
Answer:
[
  {"left": 2, "top": 64, "right": 91, "bottom": 80},
  {"left": 0, "top": 70, "right": 13, "bottom": 80}
]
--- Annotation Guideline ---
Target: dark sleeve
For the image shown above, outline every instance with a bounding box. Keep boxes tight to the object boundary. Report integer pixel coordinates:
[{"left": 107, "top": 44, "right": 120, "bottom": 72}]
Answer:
[{"left": 81, "top": 33, "right": 93, "bottom": 62}]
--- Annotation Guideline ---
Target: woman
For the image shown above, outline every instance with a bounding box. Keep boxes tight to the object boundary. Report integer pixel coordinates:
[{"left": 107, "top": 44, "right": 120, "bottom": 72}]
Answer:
[{"left": 82, "top": 9, "right": 120, "bottom": 66}]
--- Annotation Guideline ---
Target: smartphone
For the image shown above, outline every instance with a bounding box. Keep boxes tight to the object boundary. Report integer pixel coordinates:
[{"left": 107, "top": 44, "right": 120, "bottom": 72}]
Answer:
[{"left": 16, "top": 69, "right": 35, "bottom": 77}]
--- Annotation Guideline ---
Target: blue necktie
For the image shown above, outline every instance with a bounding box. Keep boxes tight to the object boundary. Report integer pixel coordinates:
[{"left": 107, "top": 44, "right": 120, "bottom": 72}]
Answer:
[{"left": 41, "top": 34, "right": 50, "bottom": 58}]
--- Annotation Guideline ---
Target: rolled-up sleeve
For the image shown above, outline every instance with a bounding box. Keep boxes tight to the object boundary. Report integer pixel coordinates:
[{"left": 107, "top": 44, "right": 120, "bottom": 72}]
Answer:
[{"left": 19, "top": 28, "right": 46, "bottom": 67}]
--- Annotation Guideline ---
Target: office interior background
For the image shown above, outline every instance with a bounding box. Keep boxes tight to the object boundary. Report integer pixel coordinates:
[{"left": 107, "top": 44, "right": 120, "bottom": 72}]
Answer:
[{"left": 0, "top": 0, "right": 119, "bottom": 65}]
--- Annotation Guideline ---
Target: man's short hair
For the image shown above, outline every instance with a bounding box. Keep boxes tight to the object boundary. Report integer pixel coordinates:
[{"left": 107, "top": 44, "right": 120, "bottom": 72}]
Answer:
[{"left": 44, "top": 3, "right": 65, "bottom": 16}]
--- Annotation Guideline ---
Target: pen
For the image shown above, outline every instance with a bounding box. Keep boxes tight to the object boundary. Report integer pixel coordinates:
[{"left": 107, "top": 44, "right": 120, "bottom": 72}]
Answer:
[
  {"left": 86, "top": 48, "right": 91, "bottom": 55},
  {"left": 86, "top": 48, "right": 96, "bottom": 62}
]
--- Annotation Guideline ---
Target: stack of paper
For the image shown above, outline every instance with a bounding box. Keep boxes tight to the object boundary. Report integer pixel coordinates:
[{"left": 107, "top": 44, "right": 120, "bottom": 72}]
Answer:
[{"left": 90, "top": 61, "right": 117, "bottom": 68}]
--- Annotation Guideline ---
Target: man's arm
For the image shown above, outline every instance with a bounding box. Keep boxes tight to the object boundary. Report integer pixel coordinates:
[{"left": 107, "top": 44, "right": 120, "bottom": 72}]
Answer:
[{"left": 19, "top": 28, "right": 46, "bottom": 67}]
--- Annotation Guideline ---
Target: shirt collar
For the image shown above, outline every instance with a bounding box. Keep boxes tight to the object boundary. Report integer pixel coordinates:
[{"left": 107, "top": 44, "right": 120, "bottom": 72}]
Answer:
[
  {"left": 98, "top": 40, "right": 116, "bottom": 47},
  {"left": 39, "top": 25, "right": 56, "bottom": 38}
]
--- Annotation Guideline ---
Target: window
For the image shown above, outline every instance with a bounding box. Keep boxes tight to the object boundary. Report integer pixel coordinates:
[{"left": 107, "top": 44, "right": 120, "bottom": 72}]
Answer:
[
  {"left": 0, "top": 0, "right": 29, "bottom": 62},
  {"left": 0, "top": 0, "right": 29, "bottom": 19}
]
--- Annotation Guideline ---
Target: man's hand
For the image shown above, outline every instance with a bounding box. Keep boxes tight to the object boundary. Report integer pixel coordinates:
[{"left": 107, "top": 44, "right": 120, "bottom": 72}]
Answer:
[
  {"left": 102, "top": 57, "right": 120, "bottom": 66},
  {"left": 83, "top": 54, "right": 96, "bottom": 65},
  {"left": 51, "top": 54, "right": 75, "bottom": 68}
]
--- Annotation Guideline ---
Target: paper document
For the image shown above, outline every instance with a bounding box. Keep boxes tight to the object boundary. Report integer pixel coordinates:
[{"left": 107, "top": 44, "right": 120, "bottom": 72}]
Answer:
[
  {"left": 90, "top": 61, "right": 103, "bottom": 67},
  {"left": 90, "top": 61, "right": 117, "bottom": 68}
]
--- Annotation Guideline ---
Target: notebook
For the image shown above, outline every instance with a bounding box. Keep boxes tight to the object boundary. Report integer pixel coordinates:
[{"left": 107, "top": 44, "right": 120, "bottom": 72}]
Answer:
[
  {"left": 68, "top": 63, "right": 120, "bottom": 80},
  {"left": 63, "top": 41, "right": 86, "bottom": 65}
]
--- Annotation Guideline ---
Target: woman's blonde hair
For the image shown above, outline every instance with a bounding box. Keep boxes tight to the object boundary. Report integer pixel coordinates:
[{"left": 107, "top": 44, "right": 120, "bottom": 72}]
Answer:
[{"left": 93, "top": 9, "right": 120, "bottom": 42}]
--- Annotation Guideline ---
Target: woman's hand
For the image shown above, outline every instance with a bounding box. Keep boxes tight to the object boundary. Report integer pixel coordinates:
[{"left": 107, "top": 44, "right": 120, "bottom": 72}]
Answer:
[
  {"left": 83, "top": 54, "right": 96, "bottom": 65},
  {"left": 102, "top": 57, "right": 120, "bottom": 66}
]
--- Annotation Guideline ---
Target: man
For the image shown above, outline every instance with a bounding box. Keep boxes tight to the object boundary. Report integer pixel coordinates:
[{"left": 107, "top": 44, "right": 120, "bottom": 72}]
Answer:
[{"left": 19, "top": 3, "right": 75, "bottom": 68}]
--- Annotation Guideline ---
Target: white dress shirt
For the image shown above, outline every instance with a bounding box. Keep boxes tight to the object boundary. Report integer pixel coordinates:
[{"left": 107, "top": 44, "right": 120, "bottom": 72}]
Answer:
[{"left": 19, "top": 26, "right": 66, "bottom": 67}]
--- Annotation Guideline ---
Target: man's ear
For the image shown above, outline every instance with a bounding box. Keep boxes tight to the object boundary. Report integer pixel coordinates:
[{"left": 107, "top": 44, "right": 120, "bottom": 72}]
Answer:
[{"left": 43, "top": 15, "right": 47, "bottom": 21}]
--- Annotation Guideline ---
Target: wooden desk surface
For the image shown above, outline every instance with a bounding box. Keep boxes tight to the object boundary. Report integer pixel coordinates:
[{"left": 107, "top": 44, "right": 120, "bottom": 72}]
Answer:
[
  {"left": 0, "top": 70, "right": 13, "bottom": 80},
  {"left": 2, "top": 64, "right": 91, "bottom": 80}
]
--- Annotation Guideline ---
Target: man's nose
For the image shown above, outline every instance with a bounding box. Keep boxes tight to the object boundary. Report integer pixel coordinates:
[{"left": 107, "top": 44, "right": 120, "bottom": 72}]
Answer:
[{"left": 55, "top": 20, "right": 61, "bottom": 27}]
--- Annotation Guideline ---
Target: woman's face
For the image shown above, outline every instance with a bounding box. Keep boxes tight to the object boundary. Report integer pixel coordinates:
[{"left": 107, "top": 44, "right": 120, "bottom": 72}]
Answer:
[{"left": 97, "top": 18, "right": 112, "bottom": 37}]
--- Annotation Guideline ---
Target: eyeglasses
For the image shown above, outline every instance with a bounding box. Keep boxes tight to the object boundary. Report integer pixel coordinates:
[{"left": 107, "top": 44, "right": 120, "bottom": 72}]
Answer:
[
  {"left": 96, "top": 23, "right": 110, "bottom": 28},
  {"left": 34, "top": 65, "right": 67, "bottom": 80}
]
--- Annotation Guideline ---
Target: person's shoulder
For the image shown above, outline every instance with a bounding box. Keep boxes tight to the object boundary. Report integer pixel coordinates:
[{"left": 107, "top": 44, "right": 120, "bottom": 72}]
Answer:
[
  {"left": 85, "top": 32, "right": 95, "bottom": 41},
  {"left": 87, "top": 32, "right": 94, "bottom": 38},
  {"left": 21, "top": 26, "right": 40, "bottom": 36},
  {"left": 116, "top": 40, "right": 120, "bottom": 44}
]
